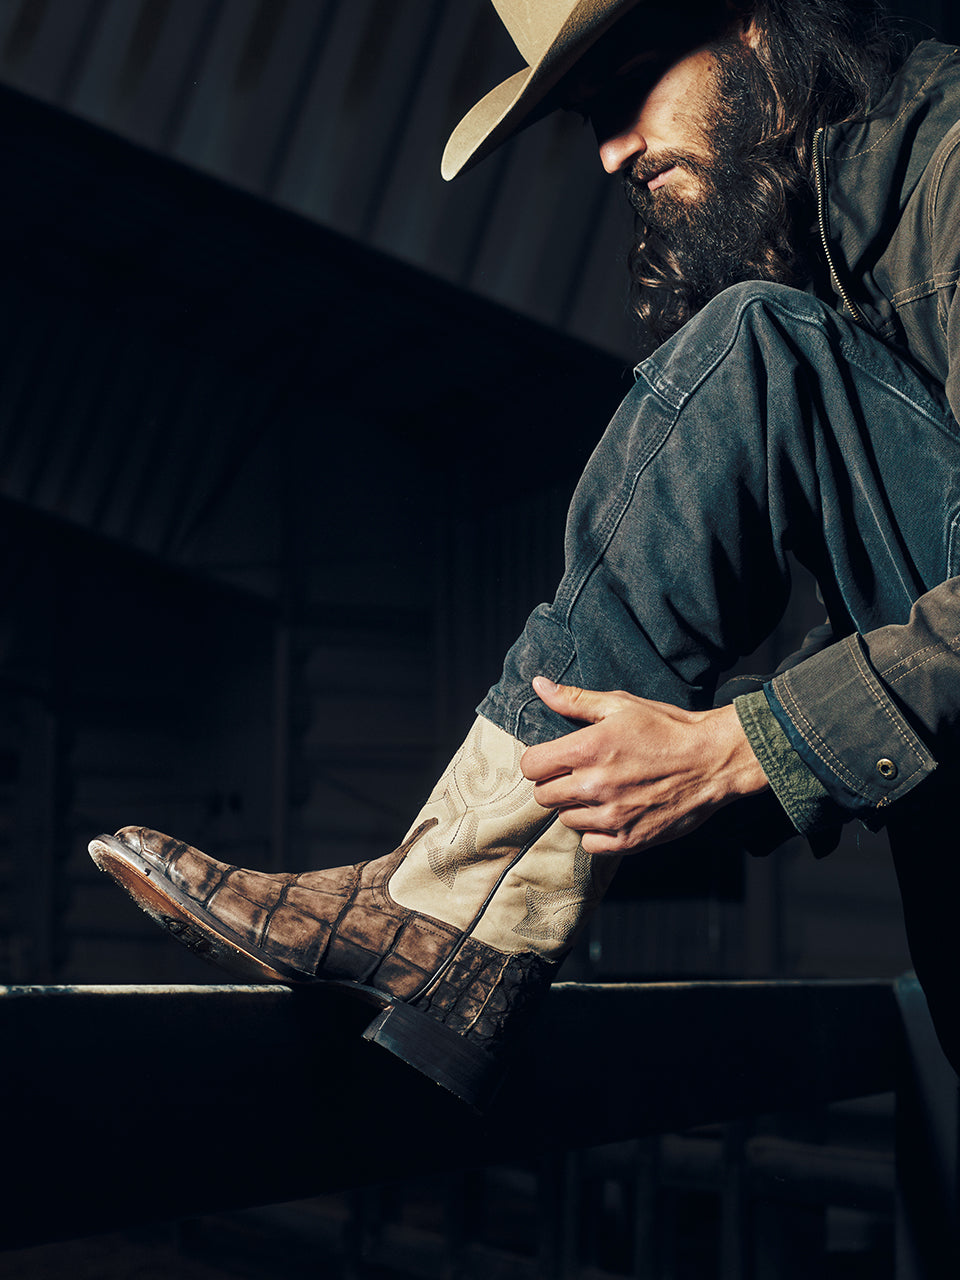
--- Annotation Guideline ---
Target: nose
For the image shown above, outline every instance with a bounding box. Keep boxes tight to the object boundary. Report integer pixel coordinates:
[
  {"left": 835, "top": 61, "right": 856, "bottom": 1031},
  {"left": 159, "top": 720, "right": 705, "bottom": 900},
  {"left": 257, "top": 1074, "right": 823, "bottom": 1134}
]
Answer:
[{"left": 597, "top": 125, "right": 647, "bottom": 174}]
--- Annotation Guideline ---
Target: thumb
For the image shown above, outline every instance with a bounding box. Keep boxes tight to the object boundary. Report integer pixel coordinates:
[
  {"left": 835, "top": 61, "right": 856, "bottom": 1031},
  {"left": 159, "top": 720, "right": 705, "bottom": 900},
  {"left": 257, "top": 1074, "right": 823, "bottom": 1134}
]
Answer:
[{"left": 532, "top": 676, "right": 614, "bottom": 724}]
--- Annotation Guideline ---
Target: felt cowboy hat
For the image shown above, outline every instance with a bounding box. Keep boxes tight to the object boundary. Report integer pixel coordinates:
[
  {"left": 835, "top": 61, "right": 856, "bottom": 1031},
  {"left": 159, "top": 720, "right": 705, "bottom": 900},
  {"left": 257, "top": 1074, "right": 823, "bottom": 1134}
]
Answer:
[{"left": 441, "top": 0, "right": 725, "bottom": 180}]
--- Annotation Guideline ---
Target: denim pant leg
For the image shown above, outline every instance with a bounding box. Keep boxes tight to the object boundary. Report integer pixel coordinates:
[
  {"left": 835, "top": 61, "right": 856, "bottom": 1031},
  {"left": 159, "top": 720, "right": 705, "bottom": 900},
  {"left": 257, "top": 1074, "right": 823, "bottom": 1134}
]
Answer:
[{"left": 479, "top": 281, "right": 960, "bottom": 746}]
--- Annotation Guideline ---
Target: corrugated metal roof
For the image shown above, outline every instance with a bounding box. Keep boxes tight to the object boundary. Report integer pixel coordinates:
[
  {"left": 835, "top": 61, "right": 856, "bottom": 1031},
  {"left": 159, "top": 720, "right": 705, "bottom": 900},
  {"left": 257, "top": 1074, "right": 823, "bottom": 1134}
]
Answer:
[
  {"left": 2, "top": 2, "right": 957, "bottom": 359},
  {"left": 0, "top": 0, "right": 639, "bottom": 357}
]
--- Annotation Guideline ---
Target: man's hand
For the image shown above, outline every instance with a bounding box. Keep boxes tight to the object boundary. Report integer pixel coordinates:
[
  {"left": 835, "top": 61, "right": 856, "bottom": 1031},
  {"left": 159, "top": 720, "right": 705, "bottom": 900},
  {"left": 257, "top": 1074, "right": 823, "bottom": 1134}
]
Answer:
[{"left": 520, "top": 676, "right": 769, "bottom": 854}]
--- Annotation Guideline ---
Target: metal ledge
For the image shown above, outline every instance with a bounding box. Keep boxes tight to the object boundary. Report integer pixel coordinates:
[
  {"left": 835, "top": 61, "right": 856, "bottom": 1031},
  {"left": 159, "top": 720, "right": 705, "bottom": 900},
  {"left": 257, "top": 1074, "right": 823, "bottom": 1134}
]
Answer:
[{"left": 0, "top": 978, "right": 900, "bottom": 1248}]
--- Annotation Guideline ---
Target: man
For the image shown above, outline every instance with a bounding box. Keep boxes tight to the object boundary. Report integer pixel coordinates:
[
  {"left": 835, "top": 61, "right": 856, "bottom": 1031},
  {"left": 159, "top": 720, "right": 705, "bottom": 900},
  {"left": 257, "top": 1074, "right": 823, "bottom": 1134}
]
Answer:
[{"left": 89, "top": 0, "right": 960, "bottom": 1108}]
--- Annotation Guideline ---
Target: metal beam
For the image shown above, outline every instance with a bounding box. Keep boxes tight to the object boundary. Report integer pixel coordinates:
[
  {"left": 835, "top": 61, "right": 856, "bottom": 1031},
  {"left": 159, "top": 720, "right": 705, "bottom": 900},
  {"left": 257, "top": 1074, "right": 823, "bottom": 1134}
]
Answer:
[{"left": 0, "top": 978, "right": 900, "bottom": 1248}]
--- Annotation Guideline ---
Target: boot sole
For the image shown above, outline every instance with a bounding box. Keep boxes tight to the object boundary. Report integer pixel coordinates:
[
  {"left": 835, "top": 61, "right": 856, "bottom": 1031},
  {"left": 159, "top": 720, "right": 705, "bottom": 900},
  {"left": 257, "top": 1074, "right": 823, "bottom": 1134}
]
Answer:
[
  {"left": 88, "top": 833, "right": 503, "bottom": 1110},
  {"left": 88, "top": 833, "right": 312, "bottom": 984}
]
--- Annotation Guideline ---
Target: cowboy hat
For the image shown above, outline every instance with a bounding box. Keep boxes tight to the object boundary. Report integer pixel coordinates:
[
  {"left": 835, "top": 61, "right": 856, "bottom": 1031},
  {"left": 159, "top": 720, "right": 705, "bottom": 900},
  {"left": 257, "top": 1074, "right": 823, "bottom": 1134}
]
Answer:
[{"left": 441, "top": 0, "right": 724, "bottom": 180}]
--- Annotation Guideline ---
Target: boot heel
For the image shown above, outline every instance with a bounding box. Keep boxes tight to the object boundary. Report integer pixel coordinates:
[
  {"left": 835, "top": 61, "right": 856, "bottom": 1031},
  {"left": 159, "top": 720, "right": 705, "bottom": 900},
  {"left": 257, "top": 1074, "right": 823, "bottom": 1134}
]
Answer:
[{"left": 363, "top": 1001, "right": 503, "bottom": 1112}]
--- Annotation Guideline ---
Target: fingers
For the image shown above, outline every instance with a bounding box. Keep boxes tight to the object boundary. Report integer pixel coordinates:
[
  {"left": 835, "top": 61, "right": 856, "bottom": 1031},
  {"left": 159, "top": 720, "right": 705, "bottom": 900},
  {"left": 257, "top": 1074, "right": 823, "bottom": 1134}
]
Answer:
[
  {"left": 519, "top": 678, "right": 726, "bottom": 855},
  {"left": 520, "top": 735, "right": 575, "bottom": 784},
  {"left": 579, "top": 829, "right": 632, "bottom": 856},
  {"left": 522, "top": 678, "right": 627, "bottom": 783},
  {"left": 554, "top": 808, "right": 638, "bottom": 855},
  {"left": 531, "top": 675, "right": 621, "bottom": 724},
  {"left": 555, "top": 806, "right": 680, "bottom": 854},
  {"left": 529, "top": 774, "right": 586, "bottom": 809}
]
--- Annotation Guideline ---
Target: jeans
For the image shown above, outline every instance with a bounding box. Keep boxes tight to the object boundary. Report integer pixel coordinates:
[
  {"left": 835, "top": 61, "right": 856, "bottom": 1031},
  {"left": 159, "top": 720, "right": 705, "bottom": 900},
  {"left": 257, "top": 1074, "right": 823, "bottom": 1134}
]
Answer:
[
  {"left": 480, "top": 281, "right": 959, "bottom": 745},
  {"left": 477, "top": 281, "right": 960, "bottom": 1072}
]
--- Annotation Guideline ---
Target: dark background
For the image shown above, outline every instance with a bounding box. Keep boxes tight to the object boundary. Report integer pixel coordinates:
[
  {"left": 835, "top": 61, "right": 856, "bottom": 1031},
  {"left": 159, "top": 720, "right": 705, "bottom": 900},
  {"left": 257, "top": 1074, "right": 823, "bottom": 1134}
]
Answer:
[
  {"left": 1, "top": 0, "right": 953, "bottom": 992},
  {"left": 0, "top": 4, "right": 957, "bottom": 1275}
]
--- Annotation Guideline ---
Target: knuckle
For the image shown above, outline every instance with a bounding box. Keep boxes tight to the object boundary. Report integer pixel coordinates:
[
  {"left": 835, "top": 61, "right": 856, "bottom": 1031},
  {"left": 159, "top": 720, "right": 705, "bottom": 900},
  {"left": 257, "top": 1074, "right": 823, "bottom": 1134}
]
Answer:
[
  {"left": 591, "top": 774, "right": 611, "bottom": 802},
  {"left": 580, "top": 773, "right": 608, "bottom": 806},
  {"left": 572, "top": 775, "right": 593, "bottom": 803}
]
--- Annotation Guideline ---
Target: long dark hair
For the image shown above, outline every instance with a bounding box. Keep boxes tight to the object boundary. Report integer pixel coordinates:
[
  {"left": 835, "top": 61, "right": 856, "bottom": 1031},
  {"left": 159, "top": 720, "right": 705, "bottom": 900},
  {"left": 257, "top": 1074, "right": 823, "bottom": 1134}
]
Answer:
[{"left": 629, "top": 0, "right": 904, "bottom": 349}]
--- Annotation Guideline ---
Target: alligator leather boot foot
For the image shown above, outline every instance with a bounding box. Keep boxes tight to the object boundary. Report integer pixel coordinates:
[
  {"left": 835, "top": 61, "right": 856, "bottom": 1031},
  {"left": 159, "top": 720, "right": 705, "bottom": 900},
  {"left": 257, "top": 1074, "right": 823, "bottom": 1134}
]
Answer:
[{"left": 88, "top": 716, "right": 619, "bottom": 1110}]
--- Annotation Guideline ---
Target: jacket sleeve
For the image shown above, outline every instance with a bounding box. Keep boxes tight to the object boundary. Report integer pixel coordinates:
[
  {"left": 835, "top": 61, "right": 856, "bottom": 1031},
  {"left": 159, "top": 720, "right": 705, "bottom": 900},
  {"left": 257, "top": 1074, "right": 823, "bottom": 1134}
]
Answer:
[
  {"left": 758, "top": 580, "right": 960, "bottom": 821},
  {"left": 735, "top": 687, "right": 836, "bottom": 836}
]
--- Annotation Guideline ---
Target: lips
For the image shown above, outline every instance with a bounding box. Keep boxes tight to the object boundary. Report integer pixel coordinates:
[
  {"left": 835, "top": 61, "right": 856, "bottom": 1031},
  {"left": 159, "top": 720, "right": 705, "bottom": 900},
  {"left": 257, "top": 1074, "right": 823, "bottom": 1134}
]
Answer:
[
  {"left": 646, "top": 165, "right": 679, "bottom": 190},
  {"left": 628, "top": 159, "right": 682, "bottom": 193}
]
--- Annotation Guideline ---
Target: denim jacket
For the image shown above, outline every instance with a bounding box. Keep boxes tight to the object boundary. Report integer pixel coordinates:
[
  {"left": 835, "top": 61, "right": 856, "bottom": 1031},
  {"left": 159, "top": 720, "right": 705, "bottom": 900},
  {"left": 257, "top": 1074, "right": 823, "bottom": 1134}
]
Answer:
[{"left": 736, "top": 41, "right": 960, "bottom": 833}]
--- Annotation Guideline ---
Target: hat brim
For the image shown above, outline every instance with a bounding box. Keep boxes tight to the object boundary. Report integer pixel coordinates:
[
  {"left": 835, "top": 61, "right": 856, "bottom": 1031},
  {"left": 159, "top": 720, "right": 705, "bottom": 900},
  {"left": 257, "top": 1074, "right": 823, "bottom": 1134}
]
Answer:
[{"left": 441, "top": 0, "right": 645, "bottom": 181}]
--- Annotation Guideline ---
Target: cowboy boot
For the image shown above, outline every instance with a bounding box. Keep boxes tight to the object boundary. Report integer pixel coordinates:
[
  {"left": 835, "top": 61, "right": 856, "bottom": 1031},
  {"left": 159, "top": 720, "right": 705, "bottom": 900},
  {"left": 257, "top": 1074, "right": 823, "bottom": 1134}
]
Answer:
[{"left": 88, "top": 716, "right": 619, "bottom": 1109}]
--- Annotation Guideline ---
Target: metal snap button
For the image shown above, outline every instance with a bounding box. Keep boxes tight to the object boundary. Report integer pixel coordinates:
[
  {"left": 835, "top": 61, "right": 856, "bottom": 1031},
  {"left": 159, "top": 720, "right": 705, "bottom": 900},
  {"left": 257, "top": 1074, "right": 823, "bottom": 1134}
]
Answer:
[{"left": 876, "top": 758, "right": 898, "bottom": 780}]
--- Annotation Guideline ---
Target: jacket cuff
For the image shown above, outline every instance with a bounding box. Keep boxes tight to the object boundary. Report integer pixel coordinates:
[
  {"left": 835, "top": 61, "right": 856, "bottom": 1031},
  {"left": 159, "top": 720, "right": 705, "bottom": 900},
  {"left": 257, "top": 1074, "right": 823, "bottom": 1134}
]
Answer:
[
  {"left": 734, "top": 689, "right": 837, "bottom": 835},
  {"left": 767, "top": 632, "right": 937, "bottom": 815}
]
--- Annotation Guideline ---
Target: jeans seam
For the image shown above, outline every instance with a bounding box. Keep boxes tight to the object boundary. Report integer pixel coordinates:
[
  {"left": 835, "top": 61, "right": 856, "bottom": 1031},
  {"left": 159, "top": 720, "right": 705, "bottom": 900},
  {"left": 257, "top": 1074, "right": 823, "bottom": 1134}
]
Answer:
[{"left": 556, "top": 399, "right": 680, "bottom": 629}]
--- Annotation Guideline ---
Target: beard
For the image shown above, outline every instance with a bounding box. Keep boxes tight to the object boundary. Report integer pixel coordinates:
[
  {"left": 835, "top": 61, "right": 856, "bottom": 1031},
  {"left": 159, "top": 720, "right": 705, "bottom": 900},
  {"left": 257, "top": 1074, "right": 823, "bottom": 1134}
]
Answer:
[{"left": 627, "top": 42, "right": 810, "bottom": 353}]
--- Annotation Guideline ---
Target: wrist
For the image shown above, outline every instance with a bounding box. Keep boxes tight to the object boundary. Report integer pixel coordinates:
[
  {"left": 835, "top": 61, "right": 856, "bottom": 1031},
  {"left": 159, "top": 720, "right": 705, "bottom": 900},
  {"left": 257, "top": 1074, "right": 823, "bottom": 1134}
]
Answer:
[{"left": 707, "top": 703, "right": 770, "bottom": 801}]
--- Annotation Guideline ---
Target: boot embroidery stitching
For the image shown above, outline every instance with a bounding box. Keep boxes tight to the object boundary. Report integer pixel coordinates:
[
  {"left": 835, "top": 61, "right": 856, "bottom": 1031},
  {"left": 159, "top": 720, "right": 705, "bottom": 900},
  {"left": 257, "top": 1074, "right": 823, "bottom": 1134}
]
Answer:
[
  {"left": 404, "top": 810, "right": 560, "bottom": 1005},
  {"left": 443, "top": 773, "right": 533, "bottom": 842},
  {"left": 426, "top": 790, "right": 533, "bottom": 889},
  {"left": 512, "top": 843, "right": 595, "bottom": 942},
  {"left": 427, "top": 725, "right": 523, "bottom": 809},
  {"left": 425, "top": 731, "right": 536, "bottom": 889}
]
